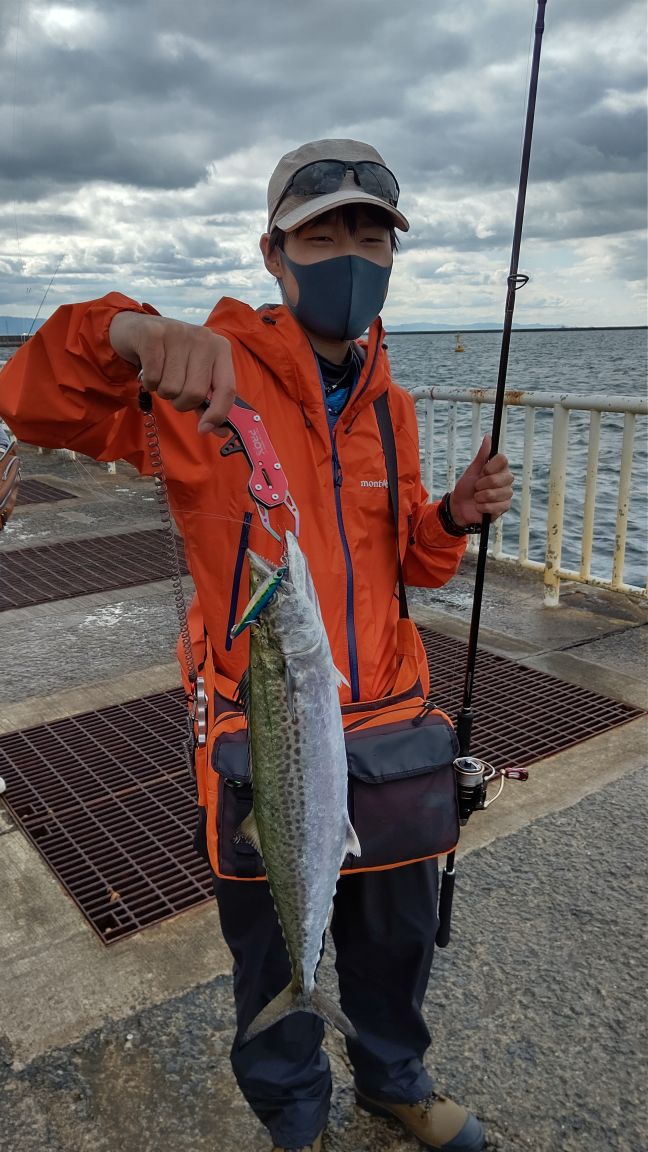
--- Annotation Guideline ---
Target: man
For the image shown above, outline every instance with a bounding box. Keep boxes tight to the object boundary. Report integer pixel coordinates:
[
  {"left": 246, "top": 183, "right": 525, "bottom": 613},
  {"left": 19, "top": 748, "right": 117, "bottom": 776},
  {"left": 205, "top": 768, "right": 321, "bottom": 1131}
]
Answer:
[{"left": 0, "top": 139, "right": 513, "bottom": 1152}]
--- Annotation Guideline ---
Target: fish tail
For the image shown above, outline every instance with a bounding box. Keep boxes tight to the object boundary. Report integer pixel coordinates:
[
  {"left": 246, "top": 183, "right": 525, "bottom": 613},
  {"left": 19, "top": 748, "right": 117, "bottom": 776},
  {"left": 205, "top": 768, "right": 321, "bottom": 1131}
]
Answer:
[
  {"left": 241, "top": 978, "right": 356, "bottom": 1044},
  {"left": 310, "top": 986, "right": 357, "bottom": 1040}
]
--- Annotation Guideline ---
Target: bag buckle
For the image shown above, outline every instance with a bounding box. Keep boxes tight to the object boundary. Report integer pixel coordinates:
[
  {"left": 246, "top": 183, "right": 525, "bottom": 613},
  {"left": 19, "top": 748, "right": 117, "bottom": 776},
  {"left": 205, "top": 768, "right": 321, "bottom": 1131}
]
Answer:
[{"left": 187, "top": 675, "right": 208, "bottom": 750}]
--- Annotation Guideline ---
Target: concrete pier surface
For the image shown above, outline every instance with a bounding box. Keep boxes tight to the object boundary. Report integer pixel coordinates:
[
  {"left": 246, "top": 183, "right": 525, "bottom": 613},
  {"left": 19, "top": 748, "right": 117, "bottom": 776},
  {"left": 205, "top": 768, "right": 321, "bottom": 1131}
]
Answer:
[{"left": 1, "top": 447, "right": 646, "bottom": 1152}]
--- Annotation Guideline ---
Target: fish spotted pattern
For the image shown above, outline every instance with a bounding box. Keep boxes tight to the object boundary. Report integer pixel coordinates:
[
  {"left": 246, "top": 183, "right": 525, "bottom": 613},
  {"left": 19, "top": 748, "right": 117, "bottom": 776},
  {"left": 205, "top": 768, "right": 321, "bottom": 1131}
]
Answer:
[{"left": 235, "top": 531, "right": 361, "bottom": 1042}]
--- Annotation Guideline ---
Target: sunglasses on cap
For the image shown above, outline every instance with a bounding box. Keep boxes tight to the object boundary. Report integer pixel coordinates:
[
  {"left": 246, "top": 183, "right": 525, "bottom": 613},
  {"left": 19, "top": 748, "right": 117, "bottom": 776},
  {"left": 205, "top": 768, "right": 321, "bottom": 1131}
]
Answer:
[{"left": 275, "top": 160, "right": 400, "bottom": 215}]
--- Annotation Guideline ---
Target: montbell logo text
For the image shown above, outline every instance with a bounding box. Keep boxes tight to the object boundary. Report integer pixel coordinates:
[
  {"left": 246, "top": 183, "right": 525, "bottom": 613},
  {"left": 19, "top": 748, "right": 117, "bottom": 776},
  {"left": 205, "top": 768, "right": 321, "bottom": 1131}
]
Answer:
[{"left": 360, "top": 479, "right": 389, "bottom": 488}]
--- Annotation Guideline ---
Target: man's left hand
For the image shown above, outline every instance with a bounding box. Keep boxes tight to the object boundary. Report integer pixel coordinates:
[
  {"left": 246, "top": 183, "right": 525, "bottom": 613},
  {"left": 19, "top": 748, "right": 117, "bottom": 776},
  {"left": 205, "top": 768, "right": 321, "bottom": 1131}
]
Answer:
[{"left": 450, "top": 435, "right": 514, "bottom": 527}]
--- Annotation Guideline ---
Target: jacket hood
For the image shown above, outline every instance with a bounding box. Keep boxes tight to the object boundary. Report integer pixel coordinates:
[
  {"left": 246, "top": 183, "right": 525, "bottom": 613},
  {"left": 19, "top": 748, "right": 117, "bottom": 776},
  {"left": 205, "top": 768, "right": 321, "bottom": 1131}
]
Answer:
[{"left": 205, "top": 297, "right": 388, "bottom": 423}]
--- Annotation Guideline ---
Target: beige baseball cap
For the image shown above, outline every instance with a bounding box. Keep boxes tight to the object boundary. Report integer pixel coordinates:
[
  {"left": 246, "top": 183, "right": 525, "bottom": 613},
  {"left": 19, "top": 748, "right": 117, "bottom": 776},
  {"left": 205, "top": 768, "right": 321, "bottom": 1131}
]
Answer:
[{"left": 267, "top": 138, "right": 410, "bottom": 233}]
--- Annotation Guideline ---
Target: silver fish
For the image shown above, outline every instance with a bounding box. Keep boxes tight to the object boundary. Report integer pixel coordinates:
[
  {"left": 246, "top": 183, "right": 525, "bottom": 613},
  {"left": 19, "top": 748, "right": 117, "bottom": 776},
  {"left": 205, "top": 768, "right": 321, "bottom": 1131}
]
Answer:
[{"left": 234, "top": 530, "right": 361, "bottom": 1042}]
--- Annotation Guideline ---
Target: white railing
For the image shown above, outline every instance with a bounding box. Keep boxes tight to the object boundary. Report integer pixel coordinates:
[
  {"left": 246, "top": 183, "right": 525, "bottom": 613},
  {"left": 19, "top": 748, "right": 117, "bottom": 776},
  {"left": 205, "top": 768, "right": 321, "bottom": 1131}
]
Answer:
[{"left": 411, "top": 386, "right": 648, "bottom": 605}]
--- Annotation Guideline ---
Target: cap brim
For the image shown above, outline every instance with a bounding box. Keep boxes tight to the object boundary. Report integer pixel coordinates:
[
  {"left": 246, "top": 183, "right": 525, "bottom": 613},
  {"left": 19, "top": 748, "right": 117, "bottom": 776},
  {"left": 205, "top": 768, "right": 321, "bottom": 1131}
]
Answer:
[{"left": 271, "top": 188, "right": 409, "bottom": 233}]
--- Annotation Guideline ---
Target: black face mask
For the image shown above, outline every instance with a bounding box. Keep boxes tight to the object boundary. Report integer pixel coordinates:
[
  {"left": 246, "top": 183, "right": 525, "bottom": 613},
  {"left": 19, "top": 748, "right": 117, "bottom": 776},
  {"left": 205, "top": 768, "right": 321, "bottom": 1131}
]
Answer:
[{"left": 279, "top": 251, "right": 392, "bottom": 341}]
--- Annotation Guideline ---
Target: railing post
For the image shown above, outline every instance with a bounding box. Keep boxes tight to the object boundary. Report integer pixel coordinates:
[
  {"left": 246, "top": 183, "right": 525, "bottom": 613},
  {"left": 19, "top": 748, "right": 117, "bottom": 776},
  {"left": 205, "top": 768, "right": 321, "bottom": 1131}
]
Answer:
[
  {"left": 467, "top": 401, "right": 483, "bottom": 554},
  {"left": 446, "top": 403, "right": 457, "bottom": 491},
  {"left": 580, "top": 410, "right": 601, "bottom": 581},
  {"left": 424, "top": 399, "right": 434, "bottom": 494},
  {"left": 519, "top": 407, "right": 535, "bottom": 563},
  {"left": 544, "top": 403, "right": 570, "bottom": 606},
  {"left": 471, "top": 402, "right": 482, "bottom": 459},
  {"left": 493, "top": 407, "right": 507, "bottom": 558},
  {"left": 611, "top": 413, "right": 636, "bottom": 589}
]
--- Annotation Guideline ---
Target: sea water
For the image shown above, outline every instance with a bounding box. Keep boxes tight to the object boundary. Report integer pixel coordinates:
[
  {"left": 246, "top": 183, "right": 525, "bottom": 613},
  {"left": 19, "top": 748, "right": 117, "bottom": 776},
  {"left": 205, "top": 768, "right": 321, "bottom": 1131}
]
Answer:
[
  {"left": 2, "top": 328, "right": 646, "bottom": 587},
  {"left": 385, "top": 328, "right": 647, "bottom": 589}
]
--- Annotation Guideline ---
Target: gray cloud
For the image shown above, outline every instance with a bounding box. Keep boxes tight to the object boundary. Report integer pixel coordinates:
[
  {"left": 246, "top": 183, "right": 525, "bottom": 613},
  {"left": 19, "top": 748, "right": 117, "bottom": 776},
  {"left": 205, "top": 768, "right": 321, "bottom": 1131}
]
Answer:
[{"left": 0, "top": 0, "right": 645, "bottom": 325}]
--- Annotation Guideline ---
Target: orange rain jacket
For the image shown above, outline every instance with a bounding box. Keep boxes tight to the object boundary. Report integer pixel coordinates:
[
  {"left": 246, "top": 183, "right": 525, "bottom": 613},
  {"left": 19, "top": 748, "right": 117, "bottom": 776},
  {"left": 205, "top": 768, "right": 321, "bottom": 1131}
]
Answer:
[{"left": 0, "top": 292, "right": 466, "bottom": 705}]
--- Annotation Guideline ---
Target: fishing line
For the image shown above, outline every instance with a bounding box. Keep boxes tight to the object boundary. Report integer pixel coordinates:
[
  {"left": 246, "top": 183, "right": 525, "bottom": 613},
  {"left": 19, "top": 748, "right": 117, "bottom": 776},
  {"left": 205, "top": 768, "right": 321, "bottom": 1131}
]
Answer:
[
  {"left": 59, "top": 438, "right": 264, "bottom": 531},
  {"left": 28, "top": 256, "right": 63, "bottom": 336},
  {"left": 58, "top": 453, "right": 126, "bottom": 502},
  {"left": 8, "top": 2, "right": 65, "bottom": 329},
  {"left": 64, "top": 452, "right": 268, "bottom": 535},
  {"left": 10, "top": 0, "right": 24, "bottom": 261},
  {"left": 8, "top": 0, "right": 34, "bottom": 321},
  {"left": 517, "top": 0, "right": 538, "bottom": 165}
]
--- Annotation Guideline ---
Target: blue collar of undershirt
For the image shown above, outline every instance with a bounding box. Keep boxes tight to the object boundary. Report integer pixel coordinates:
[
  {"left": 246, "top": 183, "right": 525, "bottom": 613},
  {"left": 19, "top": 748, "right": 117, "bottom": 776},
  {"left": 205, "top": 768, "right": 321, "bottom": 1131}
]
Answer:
[{"left": 315, "top": 345, "right": 362, "bottom": 427}]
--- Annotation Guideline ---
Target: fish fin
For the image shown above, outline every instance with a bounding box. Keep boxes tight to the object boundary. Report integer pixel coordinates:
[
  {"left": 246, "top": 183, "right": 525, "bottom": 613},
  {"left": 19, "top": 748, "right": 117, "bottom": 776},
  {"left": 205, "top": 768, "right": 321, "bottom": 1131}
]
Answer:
[
  {"left": 236, "top": 810, "right": 262, "bottom": 856},
  {"left": 241, "top": 979, "right": 356, "bottom": 1044},
  {"left": 285, "top": 661, "right": 298, "bottom": 720},
  {"left": 344, "top": 819, "right": 361, "bottom": 858},
  {"left": 234, "top": 668, "right": 250, "bottom": 717},
  {"left": 334, "top": 665, "right": 350, "bottom": 689}
]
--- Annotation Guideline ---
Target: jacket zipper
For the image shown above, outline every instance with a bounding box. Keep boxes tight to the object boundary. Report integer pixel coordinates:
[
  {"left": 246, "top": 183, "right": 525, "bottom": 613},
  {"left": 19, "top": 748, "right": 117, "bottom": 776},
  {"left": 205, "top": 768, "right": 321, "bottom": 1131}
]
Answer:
[
  {"left": 343, "top": 329, "right": 382, "bottom": 433},
  {"left": 329, "top": 431, "right": 360, "bottom": 701},
  {"left": 322, "top": 334, "right": 381, "bottom": 703}
]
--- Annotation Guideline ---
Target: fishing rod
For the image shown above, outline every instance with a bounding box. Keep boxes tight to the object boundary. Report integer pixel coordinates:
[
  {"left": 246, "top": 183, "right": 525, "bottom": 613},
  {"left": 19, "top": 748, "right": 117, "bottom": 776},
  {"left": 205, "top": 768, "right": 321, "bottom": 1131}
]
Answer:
[{"left": 436, "top": 0, "right": 548, "bottom": 948}]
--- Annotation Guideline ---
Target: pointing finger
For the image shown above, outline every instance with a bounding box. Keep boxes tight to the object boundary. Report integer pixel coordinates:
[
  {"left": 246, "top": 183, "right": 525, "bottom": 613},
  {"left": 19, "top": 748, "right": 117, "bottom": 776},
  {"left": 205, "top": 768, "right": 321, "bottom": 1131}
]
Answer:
[{"left": 197, "top": 342, "right": 236, "bottom": 436}]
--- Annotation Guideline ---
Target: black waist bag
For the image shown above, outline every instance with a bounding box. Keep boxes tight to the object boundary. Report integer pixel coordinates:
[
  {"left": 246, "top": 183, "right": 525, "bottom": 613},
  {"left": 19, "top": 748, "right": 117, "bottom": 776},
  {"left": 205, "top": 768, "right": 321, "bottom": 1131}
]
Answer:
[
  {"left": 344, "top": 712, "right": 459, "bottom": 871},
  {"left": 211, "top": 707, "right": 459, "bottom": 880}
]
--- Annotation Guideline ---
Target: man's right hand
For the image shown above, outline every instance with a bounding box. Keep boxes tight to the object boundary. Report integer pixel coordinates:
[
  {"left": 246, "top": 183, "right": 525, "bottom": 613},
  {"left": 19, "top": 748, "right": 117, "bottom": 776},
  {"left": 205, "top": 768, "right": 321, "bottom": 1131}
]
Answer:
[{"left": 109, "top": 311, "right": 236, "bottom": 435}]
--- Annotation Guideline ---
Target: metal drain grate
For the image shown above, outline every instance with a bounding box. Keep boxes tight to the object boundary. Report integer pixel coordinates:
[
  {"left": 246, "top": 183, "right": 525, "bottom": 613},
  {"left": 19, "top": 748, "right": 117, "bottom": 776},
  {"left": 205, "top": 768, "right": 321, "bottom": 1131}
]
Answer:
[
  {"left": 0, "top": 630, "right": 642, "bottom": 944},
  {"left": 0, "top": 529, "right": 188, "bottom": 611},
  {"left": 0, "top": 691, "right": 212, "bottom": 943},
  {"left": 16, "top": 479, "right": 78, "bottom": 506},
  {"left": 417, "top": 626, "right": 643, "bottom": 771}
]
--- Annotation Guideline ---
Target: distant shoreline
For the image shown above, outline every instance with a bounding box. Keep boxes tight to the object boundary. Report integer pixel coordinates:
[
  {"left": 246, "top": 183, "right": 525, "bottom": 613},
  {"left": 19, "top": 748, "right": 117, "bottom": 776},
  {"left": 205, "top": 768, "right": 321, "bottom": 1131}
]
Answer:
[
  {"left": 1, "top": 325, "right": 646, "bottom": 348},
  {"left": 385, "top": 326, "right": 648, "bottom": 335}
]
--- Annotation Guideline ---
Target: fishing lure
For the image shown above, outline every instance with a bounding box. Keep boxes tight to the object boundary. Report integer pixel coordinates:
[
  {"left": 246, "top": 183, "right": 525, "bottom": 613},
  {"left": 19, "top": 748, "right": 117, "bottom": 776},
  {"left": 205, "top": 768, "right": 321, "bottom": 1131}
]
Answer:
[{"left": 231, "top": 564, "right": 288, "bottom": 638}]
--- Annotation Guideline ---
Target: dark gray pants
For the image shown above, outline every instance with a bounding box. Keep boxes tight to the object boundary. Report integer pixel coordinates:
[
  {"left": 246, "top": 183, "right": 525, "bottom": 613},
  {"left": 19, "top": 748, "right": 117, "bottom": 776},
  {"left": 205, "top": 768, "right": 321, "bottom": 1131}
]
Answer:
[{"left": 212, "top": 859, "right": 439, "bottom": 1148}]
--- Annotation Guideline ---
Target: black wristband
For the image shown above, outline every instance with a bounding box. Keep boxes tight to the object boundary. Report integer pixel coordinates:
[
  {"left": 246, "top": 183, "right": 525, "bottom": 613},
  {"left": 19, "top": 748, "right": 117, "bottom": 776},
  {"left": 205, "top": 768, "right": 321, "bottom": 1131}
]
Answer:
[{"left": 438, "top": 492, "right": 482, "bottom": 537}]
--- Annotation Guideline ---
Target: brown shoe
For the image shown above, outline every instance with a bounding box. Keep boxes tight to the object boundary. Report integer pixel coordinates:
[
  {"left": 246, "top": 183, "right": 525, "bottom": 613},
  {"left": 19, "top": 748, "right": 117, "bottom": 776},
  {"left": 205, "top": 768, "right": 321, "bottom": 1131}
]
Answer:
[
  {"left": 271, "top": 1132, "right": 323, "bottom": 1152},
  {"left": 355, "top": 1088, "right": 485, "bottom": 1151}
]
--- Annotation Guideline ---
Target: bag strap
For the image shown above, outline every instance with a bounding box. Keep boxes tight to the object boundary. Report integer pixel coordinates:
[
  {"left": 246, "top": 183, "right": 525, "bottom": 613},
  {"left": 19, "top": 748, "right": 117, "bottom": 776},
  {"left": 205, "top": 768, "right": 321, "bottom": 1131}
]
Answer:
[{"left": 373, "top": 392, "right": 409, "bottom": 621}]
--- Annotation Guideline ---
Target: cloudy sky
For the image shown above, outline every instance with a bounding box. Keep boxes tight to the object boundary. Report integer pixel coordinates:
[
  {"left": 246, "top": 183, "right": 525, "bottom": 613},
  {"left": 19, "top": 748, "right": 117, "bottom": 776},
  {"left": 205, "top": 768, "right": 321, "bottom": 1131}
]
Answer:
[{"left": 1, "top": 0, "right": 646, "bottom": 329}]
